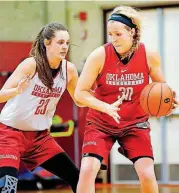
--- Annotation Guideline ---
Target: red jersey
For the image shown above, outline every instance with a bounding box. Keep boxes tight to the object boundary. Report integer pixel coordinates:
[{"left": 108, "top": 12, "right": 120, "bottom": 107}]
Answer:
[{"left": 86, "top": 43, "right": 150, "bottom": 133}]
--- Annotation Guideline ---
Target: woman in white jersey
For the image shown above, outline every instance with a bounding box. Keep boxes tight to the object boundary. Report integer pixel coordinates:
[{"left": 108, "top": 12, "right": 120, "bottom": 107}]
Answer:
[{"left": 0, "top": 22, "right": 81, "bottom": 193}]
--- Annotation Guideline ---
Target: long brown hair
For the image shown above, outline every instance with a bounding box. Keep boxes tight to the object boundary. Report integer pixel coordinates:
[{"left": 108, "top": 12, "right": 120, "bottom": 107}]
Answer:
[{"left": 30, "top": 22, "right": 67, "bottom": 89}]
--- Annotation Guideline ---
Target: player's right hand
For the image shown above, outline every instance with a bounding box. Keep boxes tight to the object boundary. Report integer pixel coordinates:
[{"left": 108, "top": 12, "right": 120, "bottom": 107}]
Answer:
[
  {"left": 105, "top": 94, "right": 126, "bottom": 123},
  {"left": 16, "top": 74, "right": 31, "bottom": 94},
  {"left": 166, "top": 90, "right": 179, "bottom": 116}
]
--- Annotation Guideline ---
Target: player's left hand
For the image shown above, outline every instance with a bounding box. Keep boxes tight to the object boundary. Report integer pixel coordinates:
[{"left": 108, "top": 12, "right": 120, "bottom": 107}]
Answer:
[
  {"left": 16, "top": 74, "right": 31, "bottom": 94},
  {"left": 166, "top": 90, "right": 179, "bottom": 116}
]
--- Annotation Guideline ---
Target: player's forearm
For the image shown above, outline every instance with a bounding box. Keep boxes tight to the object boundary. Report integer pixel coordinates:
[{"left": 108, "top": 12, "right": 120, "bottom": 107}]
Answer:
[
  {"left": 0, "top": 88, "right": 18, "bottom": 103},
  {"left": 74, "top": 89, "right": 95, "bottom": 107},
  {"left": 75, "top": 90, "right": 109, "bottom": 112}
]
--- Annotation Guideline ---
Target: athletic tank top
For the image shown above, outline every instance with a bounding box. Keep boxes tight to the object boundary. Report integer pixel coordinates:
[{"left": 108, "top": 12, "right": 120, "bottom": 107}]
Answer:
[
  {"left": 0, "top": 59, "right": 68, "bottom": 131},
  {"left": 87, "top": 43, "right": 150, "bottom": 133}
]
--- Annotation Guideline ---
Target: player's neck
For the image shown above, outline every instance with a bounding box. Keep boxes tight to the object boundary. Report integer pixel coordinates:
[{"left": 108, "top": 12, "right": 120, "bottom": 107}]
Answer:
[
  {"left": 114, "top": 47, "right": 134, "bottom": 65},
  {"left": 47, "top": 53, "right": 62, "bottom": 69},
  {"left": 48, "top": 55, "right": 62, "bottom": 69}
]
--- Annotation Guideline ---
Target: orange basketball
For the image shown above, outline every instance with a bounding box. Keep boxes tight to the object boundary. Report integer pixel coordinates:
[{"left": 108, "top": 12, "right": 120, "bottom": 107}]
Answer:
[{"left": 140, "top": 82, "right": 174, "bottom": 117}]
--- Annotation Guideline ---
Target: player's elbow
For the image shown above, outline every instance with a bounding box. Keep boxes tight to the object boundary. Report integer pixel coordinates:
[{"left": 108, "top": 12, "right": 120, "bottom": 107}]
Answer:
[
  {"left": 74, "top": 88, "right": 82, "bottom": 103},
  {"left": 74, "top": 100, "right": 85, "bottom": 107}
]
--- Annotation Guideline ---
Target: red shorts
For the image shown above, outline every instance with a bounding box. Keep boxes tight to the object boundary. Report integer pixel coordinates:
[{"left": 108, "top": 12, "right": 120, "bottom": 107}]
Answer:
[
  {"left": 0, "top": 123, "right": 64, "bottom": 171},
  {"left": 82, "top": 122, "right": 153, "bottom": 169}
]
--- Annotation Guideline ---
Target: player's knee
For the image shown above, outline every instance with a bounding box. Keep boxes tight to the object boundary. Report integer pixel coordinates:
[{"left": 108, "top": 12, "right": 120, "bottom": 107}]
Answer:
[
  {"left": 138, "top": 169, "right": 156, "bottom": 183},
  {"left": 80, "top": 157, "right": 101, "bottom": 179},
  {"left": 80, "top": 165, "right": 94, "bottom": 176},
  {"left": 0, "top": 175, "right": 18, "bottom": 193}
]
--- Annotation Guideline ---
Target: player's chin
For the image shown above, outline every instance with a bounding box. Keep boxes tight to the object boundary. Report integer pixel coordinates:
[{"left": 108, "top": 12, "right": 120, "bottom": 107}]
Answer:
[
  {"left": 115, "top": 47, "right": 126, "bottom": 54},
  {"left": 59, "top": 54, "right": 66, "bottom": 59}
]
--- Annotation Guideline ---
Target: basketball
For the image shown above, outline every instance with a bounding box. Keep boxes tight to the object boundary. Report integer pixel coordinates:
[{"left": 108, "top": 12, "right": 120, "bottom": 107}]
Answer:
[{"left": 140, "top": 82, "right": 174, "bottom": 117}]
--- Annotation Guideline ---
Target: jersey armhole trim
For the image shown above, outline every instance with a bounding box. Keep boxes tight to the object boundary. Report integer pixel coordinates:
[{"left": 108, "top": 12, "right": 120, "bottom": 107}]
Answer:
[
  {"left": 97, "top": 45, "right": 108, "bottom": 80},
  {"left": 66, "top": 60, "right": 68, "bottom": 88},
  {"left": 142, "top": 44, "right": 150, "bottom": 74}
]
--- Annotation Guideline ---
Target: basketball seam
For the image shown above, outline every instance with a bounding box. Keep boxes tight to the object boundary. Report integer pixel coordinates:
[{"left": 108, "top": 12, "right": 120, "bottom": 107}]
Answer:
[
  {"left": 166, "top": 86, "right": 174, "bottom": 115},
  {"left": 147, "top": 83, "right": 157, "bottom": 116},
  {"left": 156, "top": 83, "right": 163, "bottom": 117}
]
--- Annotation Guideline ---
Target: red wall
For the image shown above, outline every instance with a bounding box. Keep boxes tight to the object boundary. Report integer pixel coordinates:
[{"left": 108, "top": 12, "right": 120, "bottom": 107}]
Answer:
[{"left": 0, "top": 41, "right": 32, "bottom": 72}]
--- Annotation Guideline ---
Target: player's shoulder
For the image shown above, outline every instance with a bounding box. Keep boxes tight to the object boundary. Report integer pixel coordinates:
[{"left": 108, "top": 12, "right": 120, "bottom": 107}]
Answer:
[
  {"left": 145, "top": 48, "right": 161, "bottom": 65},
  {"left": 66, "top": 60, "right": 76, "bottom": 71},
  {"left": 85, "top": 46, "right": 106, "bottom": 68},
  {"left": 141, "top": 43, "right": 160, "bottom": 61},
  {"left": 66, "top": 60, "right": 78, "bottom": 76},
  {"left": 18, "top": 57, "right": 36, "bottom": 75},
  {"left": 89, "top": 46, "right": 105, "bottom": 58}
]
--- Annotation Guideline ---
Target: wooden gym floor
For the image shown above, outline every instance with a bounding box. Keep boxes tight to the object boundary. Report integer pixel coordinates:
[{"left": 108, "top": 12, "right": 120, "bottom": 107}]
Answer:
[{"left": 17, "top": 184, "right": 179, "bottom": 193}]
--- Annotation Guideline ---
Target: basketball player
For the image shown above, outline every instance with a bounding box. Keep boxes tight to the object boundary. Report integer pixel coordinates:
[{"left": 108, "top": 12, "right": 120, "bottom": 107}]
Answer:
[
  {"left": 75, "top": 6, "right": 178, "bottom": 193},
  {"left": 0, "top": 23, "right": 81, "bottom": 193}
]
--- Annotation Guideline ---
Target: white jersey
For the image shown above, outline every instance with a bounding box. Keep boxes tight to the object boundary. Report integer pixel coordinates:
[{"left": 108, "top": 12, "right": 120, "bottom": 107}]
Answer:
[{"left": 0, "top": 59, "right": 68, "bottom": 131}]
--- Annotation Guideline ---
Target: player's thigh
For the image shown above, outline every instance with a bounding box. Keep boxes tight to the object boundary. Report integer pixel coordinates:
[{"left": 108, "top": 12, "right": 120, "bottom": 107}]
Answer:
[
  {"left": 119, "top": 127, "right": 153, "bottom": 160},
  {"left": 0, "top": 123, "right": 22, "bottom": 169},
  {"left": 23, "top": 130, "right": 64, "bottom": 171},
  {"left": 82, "top": 122, "right": 114, "bottom": 169}
]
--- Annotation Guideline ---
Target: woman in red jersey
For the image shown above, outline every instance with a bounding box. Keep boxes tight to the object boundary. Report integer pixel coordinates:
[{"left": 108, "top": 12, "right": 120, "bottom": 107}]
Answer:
[{"left": 75, "top": 6, "right": 178, "bottom": 193}]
